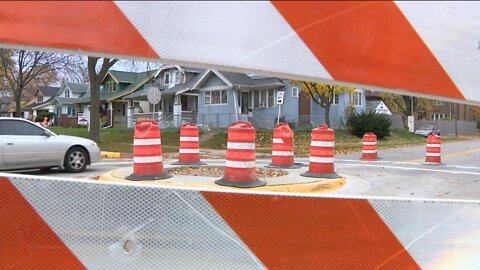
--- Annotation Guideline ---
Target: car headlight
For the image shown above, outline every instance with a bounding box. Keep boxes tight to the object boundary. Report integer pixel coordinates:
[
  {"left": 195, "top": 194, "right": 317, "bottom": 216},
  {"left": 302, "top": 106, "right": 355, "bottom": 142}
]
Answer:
[{"left": 91, "top": 142, "right": 98, "bottom": 147}]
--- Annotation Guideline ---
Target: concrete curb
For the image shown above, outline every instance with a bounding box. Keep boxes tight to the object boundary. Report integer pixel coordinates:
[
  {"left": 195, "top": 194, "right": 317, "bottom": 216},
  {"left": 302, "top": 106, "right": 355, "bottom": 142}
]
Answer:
[
  {"left": 100, "top": 151, "right": 121, "bottom": 159},
  {"left": 98, "top": 167, "right": 346, "bottom": 194}
]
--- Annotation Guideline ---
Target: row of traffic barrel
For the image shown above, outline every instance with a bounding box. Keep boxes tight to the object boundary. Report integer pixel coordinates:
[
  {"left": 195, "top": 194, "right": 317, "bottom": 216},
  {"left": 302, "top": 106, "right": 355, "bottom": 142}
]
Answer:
[{"left": 126, "top": 120, "right": 443, "bottom": 188}]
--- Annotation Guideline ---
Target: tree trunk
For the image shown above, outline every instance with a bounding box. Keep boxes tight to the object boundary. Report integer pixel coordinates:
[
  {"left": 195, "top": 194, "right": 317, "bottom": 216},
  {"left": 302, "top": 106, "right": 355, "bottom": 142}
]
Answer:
[
  {"left": 324, "top": 103, "right": 331, "bottom": 127},
  {"left": 89, "top": 80, "right": 100, "bottom": 142},
  {"left": 14, "top": 93, "right": 22, "bottom": 118}
]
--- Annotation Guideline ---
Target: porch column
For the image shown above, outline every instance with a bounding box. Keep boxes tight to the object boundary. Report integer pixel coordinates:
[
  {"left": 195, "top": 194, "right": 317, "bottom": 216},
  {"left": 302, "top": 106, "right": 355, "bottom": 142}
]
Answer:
[
  {"left": 107, "top": 102, "right": 113, "bottom": 127},
  {"left": 173, "top": 95, "right": 182, "bottom": 128},
  {"left": 127, "top": 100, "right": 134, "bottom": 129}
]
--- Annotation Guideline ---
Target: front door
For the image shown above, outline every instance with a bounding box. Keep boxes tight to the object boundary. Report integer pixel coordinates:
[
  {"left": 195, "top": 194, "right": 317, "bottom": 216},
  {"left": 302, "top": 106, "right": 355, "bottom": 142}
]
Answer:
[{"left": 241, "top": 92, "right": 250, "bottom": 114}]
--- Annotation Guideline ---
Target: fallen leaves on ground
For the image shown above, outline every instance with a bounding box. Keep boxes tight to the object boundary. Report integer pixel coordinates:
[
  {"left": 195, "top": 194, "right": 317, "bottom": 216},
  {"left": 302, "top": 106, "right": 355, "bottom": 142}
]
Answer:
[{"left": 167, "top": 166, "right": 287, "bottom": 178}]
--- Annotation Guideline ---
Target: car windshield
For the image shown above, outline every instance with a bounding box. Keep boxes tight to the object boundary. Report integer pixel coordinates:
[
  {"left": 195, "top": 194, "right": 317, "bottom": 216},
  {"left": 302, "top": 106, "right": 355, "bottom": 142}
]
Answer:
[{"left": 419, "top": 126, "right": 433, "bottom": 130}]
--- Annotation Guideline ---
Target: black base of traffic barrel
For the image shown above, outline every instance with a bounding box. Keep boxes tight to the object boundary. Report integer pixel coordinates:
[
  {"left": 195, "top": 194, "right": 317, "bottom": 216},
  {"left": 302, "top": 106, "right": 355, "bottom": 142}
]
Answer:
[
  {"left": 265, "top": 163, "right": 303, "bottom": 169},
  {"left": 126, "top": 172, "right": 173, "bottom": 181},
  {"left": 422, "top": 162, "right": 444, "bottom": 166},
  {"left": 215, "top": 178, "right": 267, "bottom": 188},
  {"left": 171, "top": 161, "right": 207, "bottom": 166},
  {"left": 300, "top": 171, "right": 342, "bottom": 179}
]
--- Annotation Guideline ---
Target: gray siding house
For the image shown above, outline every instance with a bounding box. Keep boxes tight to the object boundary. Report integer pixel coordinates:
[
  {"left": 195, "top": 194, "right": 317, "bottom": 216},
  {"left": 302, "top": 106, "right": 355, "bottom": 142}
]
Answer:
[{"left": 310, "top": 89, "right": 367, "bottom": 129}]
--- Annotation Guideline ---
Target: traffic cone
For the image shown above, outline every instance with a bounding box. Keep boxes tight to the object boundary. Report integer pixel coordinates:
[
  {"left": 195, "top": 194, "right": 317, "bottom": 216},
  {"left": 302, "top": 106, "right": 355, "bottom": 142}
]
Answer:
[
  {"left": 301, "top": 124, "right": 341, "bottom": 179},
  {"left": 126, "top": 120, "right": 172, "bottom": 180},
  {"left": 423, "top": 133, "right": 442, "bottom": 165},
  {"left": 215, "top": 121, "right": 266, "bottom": 188},
  {"left": 361, "top": 132, "right": 378, "bottom": 161},
  {"left": 172, "top": 123, "right": 206, "bottom": 165},
  {"left": 266, "top": 123, "right": 301, "bottom": 169}
]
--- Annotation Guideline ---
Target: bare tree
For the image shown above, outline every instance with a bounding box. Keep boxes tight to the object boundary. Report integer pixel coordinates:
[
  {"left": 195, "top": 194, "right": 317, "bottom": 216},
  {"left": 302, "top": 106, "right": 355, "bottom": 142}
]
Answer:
[
  {"left": 87, "top": 57, "right": 117, "bottom": 142},
  {"left": 0, "top": 49, "right": 81, "bottom": 117}
]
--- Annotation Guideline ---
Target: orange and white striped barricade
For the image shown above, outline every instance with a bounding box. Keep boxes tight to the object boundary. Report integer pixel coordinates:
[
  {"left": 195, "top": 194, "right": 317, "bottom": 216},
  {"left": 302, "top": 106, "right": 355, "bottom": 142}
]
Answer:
[
  {"left": 424, "top": 133, "right": 442, "bottom": 165},
  {"left": 301, "top": 124, "right": 341, "bottom": 179},
  {"left": 3, "top": 173, "right": 480, "bottom": 269},
  {"left": 126, "top": 120, "right": 171, "bottom": 180},
  {"left": 266, "top": 123, "right": 301, "bottom": 169},
  {"left": 215, "top": 121, "right": 266, "bottom": 188},
  {"left": 172, "top": 123, "right": 206, "bottom": 166},
  {"left": 361, "top": 132, "right": 378, "bottom": 161}
]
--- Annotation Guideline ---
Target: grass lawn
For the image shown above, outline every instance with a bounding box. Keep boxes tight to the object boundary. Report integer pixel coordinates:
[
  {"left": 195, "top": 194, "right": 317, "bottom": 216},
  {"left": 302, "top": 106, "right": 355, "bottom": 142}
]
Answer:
[
  {"left": 49, "top": 127, "right": 181, "bottom": 153},
  {"left": 49, "top": 126, "right": 465, "bottom": 156}
]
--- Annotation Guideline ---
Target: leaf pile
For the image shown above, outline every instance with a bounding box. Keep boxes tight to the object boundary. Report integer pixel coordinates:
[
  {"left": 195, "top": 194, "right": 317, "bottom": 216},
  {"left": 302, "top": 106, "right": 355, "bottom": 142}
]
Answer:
[{"left": 167, "top": 166, "right": 287, "bottom": 178}]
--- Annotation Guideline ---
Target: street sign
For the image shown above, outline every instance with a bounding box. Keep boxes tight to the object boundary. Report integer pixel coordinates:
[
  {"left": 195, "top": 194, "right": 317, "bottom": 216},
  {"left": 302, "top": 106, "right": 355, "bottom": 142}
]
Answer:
[
  {"left": 147, "top": 87, "right": 161, "bottom": 104},
  {"left": 276, "top": 91, "right": 285, "bottom": 105}
]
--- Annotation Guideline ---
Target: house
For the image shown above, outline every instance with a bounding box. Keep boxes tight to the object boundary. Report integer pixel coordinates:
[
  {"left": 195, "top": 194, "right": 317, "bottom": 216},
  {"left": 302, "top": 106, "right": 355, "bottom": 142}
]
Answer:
[
  {"left": 309, "top": 89, "right": 367, "bottom": 129},
  {"left": 24, "top": 86, "right": 60, "bottom": 120},
  {"left": 420, "top": 99, "right": 474, "bottom": 121},
  {"left": 0, "top": 88, "right": 36, "bottom": 118},
  {"left": 123, "top": 65, "right": 205, "bottom": 128},
  {"left": 51, "top": 81, "right": 89, "bottom": 127},
  {"left": 76, "top": 69, "right": 159, "bottom": 128},
  {"left": 125, "top": 66, "right": 295, "bottom": 129}
]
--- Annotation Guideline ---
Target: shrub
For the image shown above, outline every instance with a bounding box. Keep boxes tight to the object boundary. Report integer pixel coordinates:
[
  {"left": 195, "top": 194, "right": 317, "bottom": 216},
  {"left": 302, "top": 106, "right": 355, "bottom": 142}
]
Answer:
[
  {"left": 35, "top": 112, "right": 55, "bottom": 122},
  {"left": 347, "top": 111, "right": 392, "bottom": 139}
]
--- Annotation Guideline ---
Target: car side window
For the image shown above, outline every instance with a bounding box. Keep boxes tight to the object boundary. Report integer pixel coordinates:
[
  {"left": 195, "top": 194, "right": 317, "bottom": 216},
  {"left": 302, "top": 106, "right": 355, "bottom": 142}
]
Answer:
[{"left": 0, "top": 120, "right": 45, "bottom": 136}]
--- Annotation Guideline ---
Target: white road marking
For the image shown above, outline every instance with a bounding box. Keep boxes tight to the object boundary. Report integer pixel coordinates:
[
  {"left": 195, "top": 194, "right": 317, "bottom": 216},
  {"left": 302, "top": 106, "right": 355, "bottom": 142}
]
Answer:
[{"left": 336, "top": 163, "right": 480, "bottom": 176}]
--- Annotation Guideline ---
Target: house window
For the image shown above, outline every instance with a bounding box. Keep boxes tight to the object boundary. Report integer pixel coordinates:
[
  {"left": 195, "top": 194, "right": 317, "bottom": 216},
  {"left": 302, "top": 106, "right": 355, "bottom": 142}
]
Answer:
[
  {"left": 205, "top": 90, "right": 227, "bottom": 105},
  {"left": 434, "top": 100, "right": 445, "bottom": 105},
  {"left": 65, "top": 89, "right": 70, "bottom": 98},
  {"left": 252, "top": 89, "right": 275, "bottom": 108},
  {"left": 292, "top": 87, "right": 299, "bottom": 98},
  {"left": 37, "top": 96, "right": 43, "bottom": 102},
  {"left": 67, "top": 106, "right": 77, "bottom": 117},
  {"left": 268, "top": 89, "right": 275, "bottom": 108},
  {"left": 105, "top": 82, "right": 117, "bottom": 93},
  {"left": 431, "top": 114, "right": 447, "bottom": 121},
  {"left": 332, "top": 93, "right": 339, "bottom": 105},
  {"left": 164, "top": 73, "right": 170, "bottom": 85},
  {"left": 56, "top": 107, "right": 62, "bottom": 116},
  {"left": 350, "top": 92, "right": 362, "bottom": 106},
  {"left": 175, "top": 71, "right": 181, "bottom": 83}
]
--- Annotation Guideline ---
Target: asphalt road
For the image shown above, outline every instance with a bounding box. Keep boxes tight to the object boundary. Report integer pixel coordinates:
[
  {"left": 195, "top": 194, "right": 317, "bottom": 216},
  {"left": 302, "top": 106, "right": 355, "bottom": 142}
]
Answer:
[{"left": 9, "top": 138, "right": 480, "bottom": 200}]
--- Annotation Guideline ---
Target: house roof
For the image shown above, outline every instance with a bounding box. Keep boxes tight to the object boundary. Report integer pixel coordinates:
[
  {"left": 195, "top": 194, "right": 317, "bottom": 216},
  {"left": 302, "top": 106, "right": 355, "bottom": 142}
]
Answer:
[
  {"left": 198, "top": 70, "right": 285, "bottom": 89},
  {"left": 162, "top": 72, "right": 205, "bottom": 95},
  {"left": 79, "top": 69, "right": 159, "bottom": 103},
  {"left": 25, "top": 96, "right": 55, "bottom": 110},
  {"left": 38, "top": 86, "right": 60, "bottom": 97},
  {"left": 65, "top": 82, "right": 89, "bottom": 93},
  {"left": 54, "top": 97, "right": 80, "bottom": 105},
  {"left": 107, "top": 70, "right": 139, "bottom": 83},
  {"left": 123, "top": 85, "right": 165, "bottom": 100}
]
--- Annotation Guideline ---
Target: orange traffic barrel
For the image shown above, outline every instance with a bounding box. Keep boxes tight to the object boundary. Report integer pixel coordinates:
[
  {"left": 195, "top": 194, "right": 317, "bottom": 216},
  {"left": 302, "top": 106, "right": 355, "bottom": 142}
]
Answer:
[
  {"left": 361, "top": 132, "right": 378, "bottom": 161},
  {"left": 126, "top": 120, "right": 172, "bottom": 180},
  {"left": 301, "top": 124, "right": 341, "bottom": 179},
  {"left": 215, "top": 121, "right": 266, "bottom": 188},
  {"left": 266, "top": 123, "right": 302, "bottom": 169},
  {"left": 424, "top": 133, "right": 442, "bottom": 165},
  {"left": 172, "top": 123, "right": 206, "bottom": 165}
]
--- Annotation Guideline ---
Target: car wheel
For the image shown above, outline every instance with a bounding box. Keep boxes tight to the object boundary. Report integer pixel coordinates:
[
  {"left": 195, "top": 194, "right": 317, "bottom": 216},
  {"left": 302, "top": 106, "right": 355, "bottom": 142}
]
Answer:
[{"left": 64, "top": 146, "right": 88, "bottom": 173}]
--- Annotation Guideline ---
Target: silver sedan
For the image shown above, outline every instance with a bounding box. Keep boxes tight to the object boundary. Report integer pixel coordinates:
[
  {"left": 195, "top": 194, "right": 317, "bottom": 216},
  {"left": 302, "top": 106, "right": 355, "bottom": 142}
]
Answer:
[{"left": 0, "top": 117, "right": 101, "bottom": 172}]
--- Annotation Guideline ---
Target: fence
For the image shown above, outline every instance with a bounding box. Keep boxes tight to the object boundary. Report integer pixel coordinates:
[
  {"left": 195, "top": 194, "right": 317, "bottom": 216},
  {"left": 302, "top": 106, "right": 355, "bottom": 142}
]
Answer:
[
  {"left": 132, "top": 112, "right": 322, "bottom": 131},
  {"left": 415, "top": 120, "right": 477, "bottom": 134}
]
